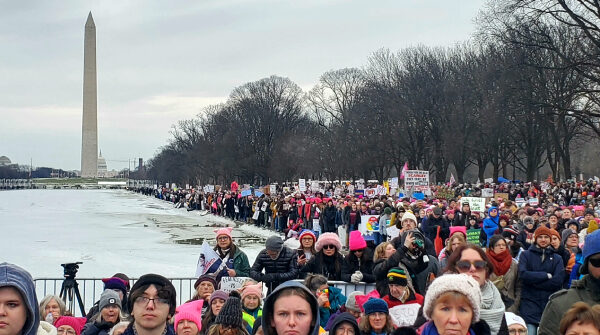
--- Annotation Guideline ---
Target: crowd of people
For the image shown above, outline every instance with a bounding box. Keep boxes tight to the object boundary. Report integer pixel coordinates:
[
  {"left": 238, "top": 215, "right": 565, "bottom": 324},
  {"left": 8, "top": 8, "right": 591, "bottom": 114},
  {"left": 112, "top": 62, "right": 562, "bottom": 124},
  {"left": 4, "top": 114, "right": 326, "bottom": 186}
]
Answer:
[{"left": 7, "top": 181, "right": 600, "bottom": 335}]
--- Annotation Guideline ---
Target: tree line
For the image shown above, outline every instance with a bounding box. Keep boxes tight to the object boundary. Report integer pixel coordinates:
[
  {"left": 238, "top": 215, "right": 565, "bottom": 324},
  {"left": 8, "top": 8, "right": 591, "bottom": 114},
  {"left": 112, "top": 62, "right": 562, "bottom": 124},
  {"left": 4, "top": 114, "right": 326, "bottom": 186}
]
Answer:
[{"left": 147, "top": 0, "right": 600, "bottom": 186}]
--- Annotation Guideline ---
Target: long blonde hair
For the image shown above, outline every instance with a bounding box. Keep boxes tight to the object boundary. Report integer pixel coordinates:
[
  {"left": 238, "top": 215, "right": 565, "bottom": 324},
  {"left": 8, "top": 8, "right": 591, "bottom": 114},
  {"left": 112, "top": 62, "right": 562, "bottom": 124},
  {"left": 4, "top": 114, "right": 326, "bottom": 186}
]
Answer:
[{"left": 373, "top": 242, "right": 391, "bottom": 262}]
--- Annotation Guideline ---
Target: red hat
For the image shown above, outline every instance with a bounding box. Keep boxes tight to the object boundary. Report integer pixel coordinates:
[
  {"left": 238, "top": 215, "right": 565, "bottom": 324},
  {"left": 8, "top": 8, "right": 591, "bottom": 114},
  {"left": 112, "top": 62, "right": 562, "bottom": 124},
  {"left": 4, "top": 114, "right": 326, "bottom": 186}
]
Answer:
[
  {"left": 533, "top": 225, "right": 554, "bottom": 241},
  {"left": 298, "top": 229, "right": 316, "bottom": 242},
  {"left": 55, "top": 317, "right": 87, "bottom": 335}
]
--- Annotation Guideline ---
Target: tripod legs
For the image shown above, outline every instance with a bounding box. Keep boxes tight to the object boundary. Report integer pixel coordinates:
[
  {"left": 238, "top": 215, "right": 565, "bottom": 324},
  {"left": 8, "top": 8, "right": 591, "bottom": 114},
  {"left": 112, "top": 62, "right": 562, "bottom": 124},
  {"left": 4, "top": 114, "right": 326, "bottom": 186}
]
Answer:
[{"left": 60, "top": 279, "right": 86, "bottom": 317}]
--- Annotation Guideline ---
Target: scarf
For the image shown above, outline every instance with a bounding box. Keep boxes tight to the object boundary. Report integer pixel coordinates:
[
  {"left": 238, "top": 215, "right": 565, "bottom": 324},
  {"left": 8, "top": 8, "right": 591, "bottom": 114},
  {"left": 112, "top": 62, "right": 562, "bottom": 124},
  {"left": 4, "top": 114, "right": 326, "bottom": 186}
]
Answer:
[
  {"left": 479, "top": 281, "right": 506, "bottom": 335},
  {"left": 421, "top": 321, "right": 475, "bottom": 335},
  {"left": 486, "top": 249, "right": 512, "bottom": 276}
]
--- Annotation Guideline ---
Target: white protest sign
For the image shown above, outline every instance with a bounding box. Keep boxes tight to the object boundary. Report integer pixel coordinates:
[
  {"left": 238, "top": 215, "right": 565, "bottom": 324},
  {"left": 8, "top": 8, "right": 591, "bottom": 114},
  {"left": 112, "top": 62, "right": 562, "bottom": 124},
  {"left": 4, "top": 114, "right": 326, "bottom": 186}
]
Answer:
[
  {"left": 166, "top": 183, "right": 170, "bottom": 189},
  {"left": 481, "top": 188, "right": 494, "bottom": 198},
  {"left": 376, "top": 185, "right": 387, "bottom": 195},
  {"left": 299, "top": 179, "right": 306, "bottom": 192},
  {"left": 359, "top": 215, "right": 380, "bottom": 233},
  {"left": 219, "top": 277, "right": 252, "bottom": 293},
  {"left": 461, "top": 197, "right": 486, "bottom": 212},
  {"left": 515, "top": 197, "right": 526, "bottom": 207},
  {"left": 389, "top": 303, "right": 421, "bottom": 327},
  {"left": 404, "top": 170, "right": 430, "bottom": 193},
  {"left": 270, "top": 184, "right": 277, "bottom": 194},
  {"left": 365, "top": 188, "right": 377, "bottom": 198},
  {"left": 387, "top": 225, "right": 401, "bottom": 240},
  {"left": 391, "top": 177, "right": 399, "bottom": 189},
  {"left": 484, "top": 178, "right": 494, "bottom": 184},
  {"left": 311, "top": 181, "right": 319, "bottom": 190},
  {"left": 529, "top": 198, "right": 539, "bottom": 206}
]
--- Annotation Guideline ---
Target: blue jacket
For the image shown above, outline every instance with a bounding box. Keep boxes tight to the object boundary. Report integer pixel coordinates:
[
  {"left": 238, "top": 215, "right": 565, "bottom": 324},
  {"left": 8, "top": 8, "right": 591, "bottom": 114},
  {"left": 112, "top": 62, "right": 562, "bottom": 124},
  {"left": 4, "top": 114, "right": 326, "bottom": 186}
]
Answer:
[
  {"left": 0, "top": 263, "right": 39, "bottom": 335},
  {"left": 518, "top": 245, "right": 565, "bottom": 325},
  {"left": 482, "top": 207, "right": 499, "bottom": 247}
]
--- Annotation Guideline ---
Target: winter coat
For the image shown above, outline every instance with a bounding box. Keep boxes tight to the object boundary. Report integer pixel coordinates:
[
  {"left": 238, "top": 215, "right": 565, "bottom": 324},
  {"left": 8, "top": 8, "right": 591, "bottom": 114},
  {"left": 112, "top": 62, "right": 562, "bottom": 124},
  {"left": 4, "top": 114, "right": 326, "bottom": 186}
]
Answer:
[
  {"left": 482, "top": 209, "right": 500, "bottom": 247},
  {"left": 538, "top": 275, "right": 600, "bottom": 335},
  {"left": 345, "top": 210, "right": 361, "bottom": 231},
  {"left": 262, "top": 281, "right": 321, "bottom": 335},
  {"left": 213, "top": 245, "right": 251, "bottom": 279},
  {"left": 322, "top": 205, "right": 337, "bottom": 232},
  {"left": 488, "top": 259, "right": 520, "bottom": 313},
  {"left": 341, "top": 248, "right": 375, "bottom": 283},
  {"left": 122, "top": 324, "right": 174, "bottom": 335},
  {"left": 373, "top": 258, "right": 391, "bottom": 296},
  {"left": 385, "top": 244, "right": 440, "bottom": 295},
  {"left": 421, "top": 215, "right": 450, "bottom": 242},
  {"left": 518, "top": 244, "right": 565, "bottom": 325},
  {"left": 81, "top": 320, "right": 114, "bottom": 335},
  {"left": 301, "top": 252, "right": 344, "bottom": 281},
  {"left": 250, "top": 247, "right": 299, "bottom": 294},
  {"left": 453, "top": 211, "right": 471, "bottom": 226},
  {"left": 0, "top": 262, "right": 40, "bottom": 335}
]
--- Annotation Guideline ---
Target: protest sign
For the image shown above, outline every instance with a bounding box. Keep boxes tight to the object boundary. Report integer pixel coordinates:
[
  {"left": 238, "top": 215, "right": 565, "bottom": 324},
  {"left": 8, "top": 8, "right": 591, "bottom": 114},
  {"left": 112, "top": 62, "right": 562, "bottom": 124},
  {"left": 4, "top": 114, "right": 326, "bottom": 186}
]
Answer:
[
  {"left": 529, "top": 198, "right": 539, "bottom": 206},
  {"left": 365, "top": 188, "right": 377, "bottom": 198},
  {"left": 166, "top": 183, "right": 170, "bottom": 189},
  {"left": 270, "top": 184, "right": 277, "bottom": 195},
  {"left": 360, "top": 215, "right": 380, "bottom": 233},
  {"left": 461, "top": 197, "right": 486, "bottom": 212},
  {"left": 220, "top": 276, "right": 252, "bottom": 293},
  {"left": 377, "top": 184, "right": 387, "bottom": 195},
  {"left": 515, "top": 196, "right": 526, "bottom": 207},
  {"left": 390, "top": 177, "right": 399, "bottom": 189},
  {"left": 241, "top": 189, "right": 252, "bottom": 197},
  {"left": 186, "top": 184, "right": 190, "bottom": 190},
  {"left": 255, "top": 190, "right": 264, "bottom": 197},
  {"left": 404, "top": 170, "right": 430, "bottom": 194},
  {"left": 195, "top": 241, "right": 223, "bottom": 277},
  {"left": 355, "top": 189, "right": 364, "bottom": 197},
  {"left": 299, "top": 179, "right": 306, "bottom": 192},
  {"left": 389, "top": 304, "right": 421, "bottom": 327},
  {"left": 466, "top": 229, "right": 482, "bottom": 246},
  {"left": 481, "top": 188, "right": 494, "bottom": 198},
  {"left": 484, "top": 178, "right": 494, "bottom": 183}
]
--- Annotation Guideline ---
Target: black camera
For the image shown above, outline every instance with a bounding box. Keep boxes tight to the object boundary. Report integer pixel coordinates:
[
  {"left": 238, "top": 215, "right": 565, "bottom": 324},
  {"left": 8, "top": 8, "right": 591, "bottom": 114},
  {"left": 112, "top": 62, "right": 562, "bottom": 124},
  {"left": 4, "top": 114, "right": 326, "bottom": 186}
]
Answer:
[{"left": 61, "top": 262, "right": 82, "bottom": 279}]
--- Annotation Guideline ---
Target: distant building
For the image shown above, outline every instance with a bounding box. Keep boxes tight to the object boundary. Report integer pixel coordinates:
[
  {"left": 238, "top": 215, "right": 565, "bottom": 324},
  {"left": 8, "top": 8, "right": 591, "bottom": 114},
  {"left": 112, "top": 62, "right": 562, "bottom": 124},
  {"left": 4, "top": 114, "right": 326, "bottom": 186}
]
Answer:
[
  {"left": 97, "top": 150, "right": 108, "bottom": 178},
  {"left": 0, "top": 156, "right": 11, "bottom": 166}
]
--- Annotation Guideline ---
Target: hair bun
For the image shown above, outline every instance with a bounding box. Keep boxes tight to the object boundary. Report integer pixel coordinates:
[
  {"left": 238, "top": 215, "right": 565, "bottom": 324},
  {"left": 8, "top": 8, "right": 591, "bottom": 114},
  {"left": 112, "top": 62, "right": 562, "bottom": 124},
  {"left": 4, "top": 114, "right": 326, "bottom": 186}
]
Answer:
[{"left": 229, "top": 290, "right": 241, "bottom": 298}]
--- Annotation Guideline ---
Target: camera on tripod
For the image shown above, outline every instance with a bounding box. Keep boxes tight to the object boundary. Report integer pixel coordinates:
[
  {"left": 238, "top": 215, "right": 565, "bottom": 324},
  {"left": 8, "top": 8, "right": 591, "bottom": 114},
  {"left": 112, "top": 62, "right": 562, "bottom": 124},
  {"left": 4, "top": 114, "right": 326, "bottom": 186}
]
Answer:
[{"left": 61, "top": 262, "right": 82, "bottom": 279}]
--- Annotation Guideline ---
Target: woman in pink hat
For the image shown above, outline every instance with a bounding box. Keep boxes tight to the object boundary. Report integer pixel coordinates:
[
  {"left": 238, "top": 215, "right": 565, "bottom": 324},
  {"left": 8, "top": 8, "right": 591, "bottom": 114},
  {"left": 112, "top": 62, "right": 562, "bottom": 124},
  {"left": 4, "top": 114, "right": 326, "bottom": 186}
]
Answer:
[
  {"left": 212, "top": 227, "right": 250, "bottom": 281},
  {"left": 301, "top": 233, "right": 343, "bottom": 281}
]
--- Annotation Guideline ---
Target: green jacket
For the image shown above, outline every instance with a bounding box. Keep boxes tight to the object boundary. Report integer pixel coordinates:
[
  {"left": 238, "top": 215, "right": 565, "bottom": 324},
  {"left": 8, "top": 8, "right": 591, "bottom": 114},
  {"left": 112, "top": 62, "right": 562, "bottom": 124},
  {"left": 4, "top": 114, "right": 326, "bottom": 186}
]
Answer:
[
  {"left": 538, "top": 275, "right": 600, "bottom": 335},
  {"left": 232, "top": 246, "right": 251, "bottom": 277}
]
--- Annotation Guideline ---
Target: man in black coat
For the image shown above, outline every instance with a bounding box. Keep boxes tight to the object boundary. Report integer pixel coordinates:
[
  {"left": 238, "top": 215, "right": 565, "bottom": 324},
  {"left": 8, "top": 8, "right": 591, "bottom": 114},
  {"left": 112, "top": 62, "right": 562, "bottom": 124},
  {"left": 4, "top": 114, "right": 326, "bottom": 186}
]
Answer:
[{"left": 250, "top": 235, "right": 299, "bottom": 294}]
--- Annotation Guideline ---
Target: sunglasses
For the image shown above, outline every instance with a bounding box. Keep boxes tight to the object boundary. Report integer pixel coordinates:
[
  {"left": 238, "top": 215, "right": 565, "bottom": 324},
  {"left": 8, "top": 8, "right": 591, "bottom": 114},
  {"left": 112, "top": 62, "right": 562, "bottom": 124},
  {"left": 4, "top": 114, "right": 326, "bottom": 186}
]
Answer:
[
  {"left": 323, "top": 244, "right": 337, "bottom": 250},
  {"left": 589, "top": 257, "right": 600, "bottom": 267},
  {"left": 456, "top": 260, "right": 488, "bottom": 271}
]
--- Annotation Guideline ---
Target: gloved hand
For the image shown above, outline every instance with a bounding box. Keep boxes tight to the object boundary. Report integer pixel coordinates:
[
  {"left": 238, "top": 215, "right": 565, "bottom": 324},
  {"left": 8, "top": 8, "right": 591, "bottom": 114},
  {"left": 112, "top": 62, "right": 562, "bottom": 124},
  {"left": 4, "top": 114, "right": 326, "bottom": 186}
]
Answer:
[
  {"left": 350, "top": 271, "right": 363, "bottom": 283},
  {"left": 95, "top": 321, "right": 116, "bottom": 330},
  {"left": 547, "top": 273, "right": 553, "bottom": 279}
]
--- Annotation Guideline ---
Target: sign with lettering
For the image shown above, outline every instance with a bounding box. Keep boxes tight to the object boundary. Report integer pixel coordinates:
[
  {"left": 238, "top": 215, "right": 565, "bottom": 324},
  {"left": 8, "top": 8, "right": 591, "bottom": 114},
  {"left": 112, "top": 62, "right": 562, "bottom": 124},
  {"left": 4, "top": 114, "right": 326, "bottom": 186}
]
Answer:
[
  {"left": 461, "top": 197, "right": 486, "bottom": 212},
  {"left": 299, "top": 179, "right": 306, "bottom": 192},
  {"left": 481, "top": 188, "right": 494, "bottom": 198},
  {"left": 404, "top": 170, "right": 430, "bottom": 193},
  {"left": 360, "top": 215, "right": 380, "bottom": 233},
  {"left": 220, "top": 277, "right": 252, "bottom": 293}
]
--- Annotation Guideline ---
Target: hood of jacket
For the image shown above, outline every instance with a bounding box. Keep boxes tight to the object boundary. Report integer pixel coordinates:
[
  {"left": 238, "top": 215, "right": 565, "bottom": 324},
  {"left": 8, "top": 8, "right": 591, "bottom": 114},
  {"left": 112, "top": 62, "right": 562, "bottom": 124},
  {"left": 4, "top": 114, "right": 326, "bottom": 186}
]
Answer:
[
  {"left": 328, "top": 312, "right": 359, "bottom": 335},
  {"left": 262, "top": 281, "right": 320, "bottom": 335},
  {"left": 0, "top": 263, "right": 40, "bottom": 335}
]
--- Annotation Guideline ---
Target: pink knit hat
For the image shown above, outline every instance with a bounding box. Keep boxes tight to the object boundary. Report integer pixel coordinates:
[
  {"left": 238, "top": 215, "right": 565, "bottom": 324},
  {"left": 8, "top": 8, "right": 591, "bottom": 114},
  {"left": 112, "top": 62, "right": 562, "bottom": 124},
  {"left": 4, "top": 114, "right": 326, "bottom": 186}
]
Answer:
[
  {"left": 241, "top": 282, "right": 263, "bottom": 301},
  {"left": 315, "top": 232, "right": 342, "bottom": 252},
  {"left": 349, "top": 230, "right": 367, "bottom": 251},
  {"left": 174, "top": 299, "right": 204, "bottom": 331},
  {"left": 214, "top": 227, "right": 233, "bottom": 239},
  {"left": 55, "top": 317, "right": 87, "bottom": 335}
]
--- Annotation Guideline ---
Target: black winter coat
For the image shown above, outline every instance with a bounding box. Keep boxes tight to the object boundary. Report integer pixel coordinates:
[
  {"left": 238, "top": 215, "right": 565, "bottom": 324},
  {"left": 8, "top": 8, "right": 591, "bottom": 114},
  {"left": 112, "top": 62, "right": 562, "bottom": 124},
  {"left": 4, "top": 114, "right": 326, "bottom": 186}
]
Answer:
[
  {"left": 322, "top": 206, "right": 337, "bottom": 232},
  {"left": 301, "top": 252, "right": 343, "bottom": 281},
  {"left": 341, "top": 248, "right": 375, "bottom": 283},
  {"left": 250, "top": 247, "right": 299, "bottom": 294}
]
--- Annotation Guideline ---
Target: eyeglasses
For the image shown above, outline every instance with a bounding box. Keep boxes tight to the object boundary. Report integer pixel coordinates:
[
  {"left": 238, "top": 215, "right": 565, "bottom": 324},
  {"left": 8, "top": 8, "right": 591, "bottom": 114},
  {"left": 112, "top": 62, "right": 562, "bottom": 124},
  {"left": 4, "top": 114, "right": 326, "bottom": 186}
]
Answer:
[
  {"left": 217, "top": 236, "right": 230, "bottom": 241},
  {"left": 589, "top": 257, "right": 600, "bottom": 267},
  {"left": 456, "top": 260, "right": 488, "bottom": 272},
  {"left": 134, "top": 296, "right": 170, "bottom": 307},
  {"left": 57, "top": 329, "right": 76, "bottom": 335},
  {"left": 353, "top": 249, "right": 364, "bottom": 253},
  {"left": 323, "top": 244, "right": 336, "bottom": 250},
  {"left": 508, "top": 329, "right": 527, "bottom": 334}
]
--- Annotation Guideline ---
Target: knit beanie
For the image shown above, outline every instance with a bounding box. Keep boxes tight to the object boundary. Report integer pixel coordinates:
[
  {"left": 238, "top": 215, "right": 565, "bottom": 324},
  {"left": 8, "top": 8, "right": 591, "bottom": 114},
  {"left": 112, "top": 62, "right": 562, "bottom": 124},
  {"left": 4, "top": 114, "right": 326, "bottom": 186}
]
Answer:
[
  {"left": 502, "top": 226, "right": 519, "bottom": 241},
  {"left": 363, "top": 298, "right": 388, "bottom": 315},
  {"left": 98, "top": 289, "right": 121, "bottom": 311},
  {"left": 566, "top": 219, "right": 580, "bottom": 232},
  {"left": 54, "top": 317, "right": 86, "bottom": 335},
  {"left": 265, "top": 236, "right": 284, "bottom": 251},
  {"left": 387, "top": 267, "right": 408, "bottom": 287},
  {"left": 194, "top": 274, "right": 217, "bottom": 290},
  {"left": 210, "top": 290, "right": 229, "bottom": 306},
  {"left": 102, "top": 277, "right": 127, "bottom": 298},
  {"left": 174, "top": 300, "right": 204, "bottom": 332},
  {"left": 589, "top": 220, "right": 599, "bottom": 234},
  {"left": 582, "top": 231, "right": 600, "bottom": 274},
  {"left": 214, "top": 291, "right": 243, "bottom": 328},
  {"left": 349, "top": 231, "right": 367, "bottom": 251},
  {"left": 401, "top": 211, "right": 417, "bottom": 224},
  {"left": 533, "top": 225, "right": 553, "bottom": 242},
  {"left": 214, "top": 227, "right": 233, "bottom": 240},
  {"left": 241, "top": 283, "right": 263, "bottom": 301},
  {"left": 345, "top": 291, "right": 362, "bottom": 313},
  {"left": 384, "top": 207, "right": 392, "bottom": 215},
  {"left": 315, "top": 233, "right": 342, "bottom": 252},
  {"left": 423, "top": 274, "right": 481, "bottom": 322},
  {"left": 112, "top": 273, "right": 131, "bottom": 290},
  {"left": 505, "top": 312, "right": 526, "bottom": 328},
  {"left": 561, "top": 229, "right": 578, "bottom": 245},
  {"left": 128, "top": 274, "right": 177, "bottom": 315},
  {"left": 298, "top": 229, "right": 316, "bottom": 242},
  {"left": 548, "top": 228, "right": 561, "bottom": 241}
]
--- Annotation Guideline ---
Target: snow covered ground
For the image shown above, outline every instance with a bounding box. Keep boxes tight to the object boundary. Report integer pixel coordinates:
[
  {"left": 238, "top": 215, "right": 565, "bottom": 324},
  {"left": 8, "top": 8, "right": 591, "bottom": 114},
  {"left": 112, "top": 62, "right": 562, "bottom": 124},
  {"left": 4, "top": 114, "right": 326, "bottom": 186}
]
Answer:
[{"left": 0, "top": 189, "right": 279, "bottom": 279}]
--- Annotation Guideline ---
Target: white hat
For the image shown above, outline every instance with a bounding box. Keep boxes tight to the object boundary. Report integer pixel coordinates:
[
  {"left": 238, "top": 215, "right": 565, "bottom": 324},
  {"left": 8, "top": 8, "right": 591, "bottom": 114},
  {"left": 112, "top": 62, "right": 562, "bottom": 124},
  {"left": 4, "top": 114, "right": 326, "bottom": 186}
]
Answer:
[
  {"left": 505, "top": 312, "right": 526, "bottom": 328},
  {"left": 423, "top": 274, "right": 481, "bottom": 322},
  {"left": 401, "top": 211, "right": 417, "bottom": 224}
]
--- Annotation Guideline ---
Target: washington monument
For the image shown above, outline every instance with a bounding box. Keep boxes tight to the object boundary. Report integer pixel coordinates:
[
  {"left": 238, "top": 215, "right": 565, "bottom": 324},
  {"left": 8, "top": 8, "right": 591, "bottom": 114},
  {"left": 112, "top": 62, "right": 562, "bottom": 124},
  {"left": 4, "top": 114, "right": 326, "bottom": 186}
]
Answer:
[{"left": 81, "top": 12, "right": 98, "bottom": 178}]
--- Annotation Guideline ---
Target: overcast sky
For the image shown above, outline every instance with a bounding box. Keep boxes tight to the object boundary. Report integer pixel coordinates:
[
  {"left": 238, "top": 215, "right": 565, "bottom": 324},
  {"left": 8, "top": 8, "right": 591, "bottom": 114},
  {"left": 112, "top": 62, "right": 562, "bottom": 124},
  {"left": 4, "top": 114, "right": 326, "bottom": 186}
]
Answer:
[{"left": 1, "top": 0, "right": 486, "bottom": 171}]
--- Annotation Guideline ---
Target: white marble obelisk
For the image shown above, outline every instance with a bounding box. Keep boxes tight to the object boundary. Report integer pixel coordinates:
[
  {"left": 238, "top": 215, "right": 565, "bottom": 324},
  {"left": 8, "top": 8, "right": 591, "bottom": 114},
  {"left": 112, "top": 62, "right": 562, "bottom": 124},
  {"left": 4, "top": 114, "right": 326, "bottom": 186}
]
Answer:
[{"left": 81, "top": 12, "right": 98, "bottom": 178}]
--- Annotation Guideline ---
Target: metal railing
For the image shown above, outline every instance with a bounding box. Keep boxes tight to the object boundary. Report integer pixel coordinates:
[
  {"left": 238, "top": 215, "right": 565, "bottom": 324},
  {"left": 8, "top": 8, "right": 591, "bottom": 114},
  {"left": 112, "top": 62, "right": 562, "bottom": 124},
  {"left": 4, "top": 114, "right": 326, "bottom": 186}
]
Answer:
[{"left": 34, "top": 277, "right": 375, "bottom": 317}]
